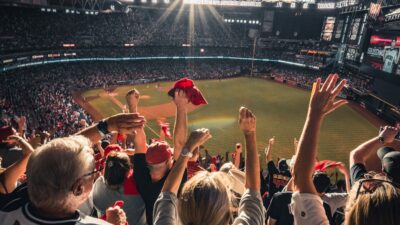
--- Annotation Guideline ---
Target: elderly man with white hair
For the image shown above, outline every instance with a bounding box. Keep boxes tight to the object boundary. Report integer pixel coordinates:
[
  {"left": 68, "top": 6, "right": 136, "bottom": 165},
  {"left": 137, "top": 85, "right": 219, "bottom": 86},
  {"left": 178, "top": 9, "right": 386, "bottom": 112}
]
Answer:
[{"left": 0, "top": 113, "right": 145, "bottom": 225}]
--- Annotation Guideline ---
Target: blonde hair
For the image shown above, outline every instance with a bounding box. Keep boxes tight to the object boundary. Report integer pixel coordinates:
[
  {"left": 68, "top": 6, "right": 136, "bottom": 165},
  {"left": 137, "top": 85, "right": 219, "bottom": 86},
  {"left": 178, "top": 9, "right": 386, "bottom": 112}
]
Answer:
[
  {"left": 345, "top": 173, "right": 400, "bottom": 225},
  {"left": 178, "top": 171, "right": 233, "bottom": 225},
  {"left": 26, "top": 135, "right": 94, "bottom": 210}
]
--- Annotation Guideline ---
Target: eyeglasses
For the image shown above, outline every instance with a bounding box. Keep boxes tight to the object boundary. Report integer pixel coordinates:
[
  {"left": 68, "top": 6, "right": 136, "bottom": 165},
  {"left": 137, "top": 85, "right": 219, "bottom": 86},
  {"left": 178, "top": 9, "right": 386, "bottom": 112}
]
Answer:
[
  {"left": 80, "top": 164, "right": 103, "bottom": 179},
  {"left": 355, "top": 178, "right": 400, "bottom": 199}
]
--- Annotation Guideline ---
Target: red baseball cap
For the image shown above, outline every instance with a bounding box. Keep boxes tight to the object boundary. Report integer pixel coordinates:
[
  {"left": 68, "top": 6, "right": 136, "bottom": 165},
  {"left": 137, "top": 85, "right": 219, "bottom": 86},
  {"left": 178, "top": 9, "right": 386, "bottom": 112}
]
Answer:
[
  {"left": 146, "top": 141, "right": 173, "bottom": 164},
  {"left": 168, "top": 78, "right": 208, "bottom": 106},
  {"left": 104, "top": 144, "right": 123, "bottom": 159}
]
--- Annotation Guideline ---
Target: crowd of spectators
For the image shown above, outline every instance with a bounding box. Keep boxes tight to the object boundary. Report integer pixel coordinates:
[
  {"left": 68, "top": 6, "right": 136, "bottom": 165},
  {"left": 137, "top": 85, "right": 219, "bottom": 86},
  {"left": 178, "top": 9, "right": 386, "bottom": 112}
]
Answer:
[
  {"left": 0, "top": 61, "right": 243, "bottom": 139},
  {"left": 0, "top": 72, "right": 398, "bottom": 225},
  {"left": 0, "top": 6, "right": 253, "bottom": 54},
  {"left": 0, "top": 4, "right": 396, "bottom": 225},
  {"left": 0, "top": 59, "right": 373, "bottom": 141}
]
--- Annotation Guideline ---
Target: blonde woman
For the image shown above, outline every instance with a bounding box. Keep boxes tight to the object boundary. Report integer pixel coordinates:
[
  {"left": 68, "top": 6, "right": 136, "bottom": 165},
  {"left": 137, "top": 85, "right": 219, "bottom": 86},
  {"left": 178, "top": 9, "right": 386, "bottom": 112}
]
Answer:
[
  {"left": 153, "top": 107, "right": 265, "bottom": 225},
  {"left": 344, "top": 174, "right": 400, "bottom": 225}
]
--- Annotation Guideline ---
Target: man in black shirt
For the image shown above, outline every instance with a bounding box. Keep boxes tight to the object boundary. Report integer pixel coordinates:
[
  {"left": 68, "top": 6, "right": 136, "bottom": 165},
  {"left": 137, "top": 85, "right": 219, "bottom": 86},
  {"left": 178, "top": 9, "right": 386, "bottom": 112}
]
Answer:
[
  {"left": 349, "top": 125, "right": 400, "bottom": 185},
  {"left": 128, "top": 88, "right": 191, "bottom": 224}
]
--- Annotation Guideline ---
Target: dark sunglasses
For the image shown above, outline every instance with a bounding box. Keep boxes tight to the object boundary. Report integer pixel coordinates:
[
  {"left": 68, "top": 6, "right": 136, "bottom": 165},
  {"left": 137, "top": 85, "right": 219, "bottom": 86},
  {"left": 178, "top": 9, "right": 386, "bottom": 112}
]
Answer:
[{"left": 355, "top": 178, "right": 400, "bottom": 199}]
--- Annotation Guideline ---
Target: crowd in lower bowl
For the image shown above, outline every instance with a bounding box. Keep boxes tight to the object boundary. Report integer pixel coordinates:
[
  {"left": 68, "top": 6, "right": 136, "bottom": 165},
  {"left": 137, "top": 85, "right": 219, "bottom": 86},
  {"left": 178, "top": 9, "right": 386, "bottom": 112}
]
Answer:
[{"left": 1, "top": 73, "right": 399, "bottom": 225}]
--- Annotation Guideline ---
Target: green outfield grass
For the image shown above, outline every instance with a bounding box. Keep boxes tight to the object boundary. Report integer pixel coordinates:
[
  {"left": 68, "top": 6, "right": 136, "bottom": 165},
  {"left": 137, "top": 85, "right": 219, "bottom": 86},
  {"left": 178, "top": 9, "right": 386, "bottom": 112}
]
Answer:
[{"left": 81, "top": 77, "right": 378, "bottom": 167}]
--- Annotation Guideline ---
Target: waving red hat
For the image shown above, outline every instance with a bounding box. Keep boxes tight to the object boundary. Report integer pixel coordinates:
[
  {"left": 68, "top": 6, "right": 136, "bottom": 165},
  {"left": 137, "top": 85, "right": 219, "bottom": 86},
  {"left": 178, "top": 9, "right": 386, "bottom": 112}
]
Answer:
[{"left": 168, "top": 78, "right": 208, "bottom": 105}]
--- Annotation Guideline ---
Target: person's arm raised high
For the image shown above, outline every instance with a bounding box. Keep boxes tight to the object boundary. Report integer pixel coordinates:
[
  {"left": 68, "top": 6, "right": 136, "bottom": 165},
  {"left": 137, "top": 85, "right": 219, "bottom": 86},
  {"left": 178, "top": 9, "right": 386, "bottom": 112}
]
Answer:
[
  {"left": 173, "top": 89, "right": 191, "bottom": 160},
  {"left": 126, "top": 89, "right": 140, "bottom": 113},
  {"left": 291, "top": 74, "right": 347, "bottom": 225},
  {"left": 161, "top": 128, "right": 211, "bottom": 194},
  {"left": 233, "top": 107, "right": 265, "bottom": 225},
  {"left": 293, "top": 74, "right": 347, "bottom": 194},
  {"left": 265, "top": 136, "right": 275, "bottom": 164},
  {"left": 239, "top": 107, "right": 260, "bottom": 190}
]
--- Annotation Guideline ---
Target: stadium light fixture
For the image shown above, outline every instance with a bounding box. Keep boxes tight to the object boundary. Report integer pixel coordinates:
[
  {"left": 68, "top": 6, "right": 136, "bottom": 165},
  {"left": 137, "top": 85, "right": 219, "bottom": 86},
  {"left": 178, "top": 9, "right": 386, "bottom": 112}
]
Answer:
[
  {"left": 141, "top": 0, "right": 147, "bottom": 3},
  {"left": 76, "top": 11, "right": 80, "bottom": 14},
  {"left": 256, "top": 20, "right": 259, "bottom": 24},
  {"left": 240, "top": 20, "right": 243, "bottom": 23},
  {"left": 164, "top": 0, "right": 170, "bottom": 3},
  {"left": 66, "top": 9, "right": 70, "bottom": 13},
  {"left": 236, "top": 19, "right": 239, "bottom": 23},
  {"left": 85, "top": 11, "right": 89, "bottom": 14},
  {"left": 46, "top": 8, "right": 51, "bottom": 12},
  {"left": 303, "top": 3, "right": 308, "bottom": 9},
  {"left": 244, "top": 20, "right": 247, "bottom": 23},
  {"left": 290, "top": 3, "right": 296, "bottom": 8},
  {"left": 276, "top": 2, "right": 282, "bottom": 7},
  {"left": 71, "top": 10, "right": 75, "bottom": 13},
  {"left": 41, "top": 8, "right": 45, "bottom": 11},
  {"left": 152, "top": 0, "right": 157, "bottom": 4},
  {"left": 52, "top": 9, "right": 56, "bottom": 12}
]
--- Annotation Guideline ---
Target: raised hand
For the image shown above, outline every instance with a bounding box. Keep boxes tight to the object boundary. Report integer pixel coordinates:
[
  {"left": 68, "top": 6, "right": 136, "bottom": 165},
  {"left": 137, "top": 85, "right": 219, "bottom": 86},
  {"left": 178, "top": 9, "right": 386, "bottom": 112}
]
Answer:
[
  {"left": 185, "top": 128, "right": 212, "bottom": 151},
  {"left": 107, "top": 113, "right": 146, "bottom": 135},
  {"left": 173, "top": 89, "right": 190, "bottom": 109},
  {"left": 310, "top": 74, "right": 348, "bottom": 118},
  {"left": 379, "top": 126, "right": 399, "bottom": 144},
  {"left": 106, "top": 205, "right": 127, "bottom": 225},
  {"left": 269, "top": 136, "right": 275, "bottom": 146},
  {"left": 239, "top": 107, "right": 256, "bottom": 135},
  {"left": 7, "top": 135, "right": 34, "bottom": 156},
  {"left": 126, "top": 89, "right": 140, "bottom": 113}
]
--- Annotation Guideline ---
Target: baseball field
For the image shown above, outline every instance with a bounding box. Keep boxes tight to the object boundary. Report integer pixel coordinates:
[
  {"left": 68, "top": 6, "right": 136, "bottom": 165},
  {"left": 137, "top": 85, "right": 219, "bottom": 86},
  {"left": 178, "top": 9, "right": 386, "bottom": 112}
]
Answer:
[{"left": 77, "top": 77, "right": 380, "bottom": 167}]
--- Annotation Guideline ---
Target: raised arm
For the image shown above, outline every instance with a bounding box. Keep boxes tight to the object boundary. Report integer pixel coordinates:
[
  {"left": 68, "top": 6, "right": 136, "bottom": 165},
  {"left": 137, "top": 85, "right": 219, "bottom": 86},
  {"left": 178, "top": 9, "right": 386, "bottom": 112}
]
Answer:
[
  {"left": 293, "top": 74, "right": 347, "bottom": 194},
  {"left": 126, "top": 89, "right": 140, "bottom": 113},
  {"left": 239, "top": 107, "right": 260, "bottom": 190},
  {"left": 172, "top": 89, "right": 191, "bottom": 160},
  {"left": 265, "top": 136, "right": 275, "bottom": 164},
  {"left": 349, "top": 126, "right": 398, "bottom": 168},
  {"left": 1, "top": 135, "right": 34, "bottom": 194},
  {"left": 75, "top": 113, "right": 145, "bottom": 144},
  {"left": 161, "top": 128, "right": 212, "bottom": 194},
  {"left": 133, "top": 125, "right": 148, "bottom": 154},
  {"left": 234, "top": 143, "right": 242, "bottom": 169}
]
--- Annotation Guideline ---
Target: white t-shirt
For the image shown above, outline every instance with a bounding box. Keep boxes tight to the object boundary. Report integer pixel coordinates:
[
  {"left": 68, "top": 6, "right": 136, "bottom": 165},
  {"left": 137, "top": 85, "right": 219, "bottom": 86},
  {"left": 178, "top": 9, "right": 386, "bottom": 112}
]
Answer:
[
  {"left": 322, "top": 192, "right": 348, "bottom": 216},
  {"left": 290, "top": 192, "right": 330, "bottom": 225}
]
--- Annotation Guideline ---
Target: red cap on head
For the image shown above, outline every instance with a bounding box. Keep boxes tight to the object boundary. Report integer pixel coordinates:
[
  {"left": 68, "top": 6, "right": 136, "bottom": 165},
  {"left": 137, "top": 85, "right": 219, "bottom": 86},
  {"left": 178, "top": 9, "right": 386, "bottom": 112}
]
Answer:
[
  {"left": 104, "top": 144, "right": 123, "bottom": 159},
  {"left": 146, "top": 141, "right": 173, "bottom": 164}
]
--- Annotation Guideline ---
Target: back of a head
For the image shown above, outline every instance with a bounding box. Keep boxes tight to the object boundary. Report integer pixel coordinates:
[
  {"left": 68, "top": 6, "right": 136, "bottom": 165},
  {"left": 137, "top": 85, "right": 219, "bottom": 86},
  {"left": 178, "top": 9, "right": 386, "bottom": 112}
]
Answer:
[
  {"left": 26, "top": 135, "right": 93, "bottom": 210},
  {"left": 313, "top": 172, "right": 330, "bottom": 194},
  {"left": 178, "top": 171, "right": 232, "bottom": 225},
  {"left": 104, "top": 151, "right": 131, "bottom": 186},
  {"left": 345, "top": 174, "right": 400, "bottom": 225}
]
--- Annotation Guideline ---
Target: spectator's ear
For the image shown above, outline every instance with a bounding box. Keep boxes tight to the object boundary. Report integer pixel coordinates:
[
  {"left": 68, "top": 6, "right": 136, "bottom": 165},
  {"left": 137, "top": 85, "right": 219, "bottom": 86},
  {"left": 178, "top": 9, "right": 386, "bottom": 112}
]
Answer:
[{"left": 72, "top": 180, "right": 84, "bottom": 196}]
